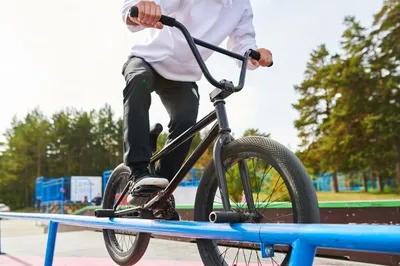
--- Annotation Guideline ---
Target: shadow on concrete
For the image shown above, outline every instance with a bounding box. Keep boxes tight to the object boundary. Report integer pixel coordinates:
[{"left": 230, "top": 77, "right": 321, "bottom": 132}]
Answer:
[{"left": 2, "top": 254, "right": 35, "bottom": 266}]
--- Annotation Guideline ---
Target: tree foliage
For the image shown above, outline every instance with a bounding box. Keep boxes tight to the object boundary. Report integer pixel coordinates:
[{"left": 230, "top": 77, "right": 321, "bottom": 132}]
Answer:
[
  {"left": 0, "top": 101, "right": 271, "bottom": 209},
  {"left": 0, "top": 105, "right": 124, "bottom": 209},
  {"left": 293, "top": 0, "right": 400, "bottom": 191}
]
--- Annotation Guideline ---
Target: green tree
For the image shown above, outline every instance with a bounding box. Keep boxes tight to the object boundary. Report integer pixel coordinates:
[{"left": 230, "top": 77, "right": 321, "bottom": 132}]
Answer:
[
  {"left": 0, "top": 109, "right": 51, "bottom": 208},
  {"left": 243, "top": 128, "right": 270, "bottom": 138},
  {"left": 293, "top": 1, "right": 400, "bottom": 192},
  {"left": 0, "top": 105, "right": 128, "bottom": 209},
  {"left": 292, "top": 45, "right": 343, "bottom": 192},
  {"left": 371, "top": 0, "right": 400, "bottom": 186},
  {"left": 47, "top": 109, "right": 74, "bottom": 177},
  {"left": 94, "top": 104, "right": 123, "bottom": 171},
  {"left": 327, "top": 16, "right": 374, "bottom": 192}
]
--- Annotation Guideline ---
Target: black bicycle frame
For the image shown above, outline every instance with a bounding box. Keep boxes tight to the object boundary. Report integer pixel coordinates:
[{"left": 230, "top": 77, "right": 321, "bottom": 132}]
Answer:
[
  {"left": 144, "top": 101, "right": 236, "bottom": 211},
  {"left": 144, "top": 112, "right": 219, "bottom": 210},
  {"left": 119, "top": 7, "right": 262, "bottom": 213}
]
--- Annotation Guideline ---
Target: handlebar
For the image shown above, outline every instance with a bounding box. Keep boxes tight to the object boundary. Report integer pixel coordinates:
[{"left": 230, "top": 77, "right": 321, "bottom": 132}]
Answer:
[{"left": 129, "top": 6, "right": 271, "bottom": 92}]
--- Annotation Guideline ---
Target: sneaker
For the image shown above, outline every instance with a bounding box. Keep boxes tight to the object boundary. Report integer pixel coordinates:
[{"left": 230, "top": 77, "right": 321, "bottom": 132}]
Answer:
[{"left": 127, "top": 168, "right": 169, "bottom": 206}]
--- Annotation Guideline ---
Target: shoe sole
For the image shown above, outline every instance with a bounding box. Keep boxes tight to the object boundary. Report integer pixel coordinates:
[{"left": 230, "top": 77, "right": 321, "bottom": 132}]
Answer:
[
  {"left": 134, "top": 177, "right": 169, "bottom": 188},
  {"left": 127, "top": 178, "right": 169, "bottom": 206}
]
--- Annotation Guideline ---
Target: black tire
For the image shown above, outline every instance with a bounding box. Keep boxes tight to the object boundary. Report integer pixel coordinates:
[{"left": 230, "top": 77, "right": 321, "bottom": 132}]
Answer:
[
  {"left": 102, "top": 163, "right": 151, "bottom": 266},
  {"left": 194, "top": 136, "right": 320, "bottom": 266}
]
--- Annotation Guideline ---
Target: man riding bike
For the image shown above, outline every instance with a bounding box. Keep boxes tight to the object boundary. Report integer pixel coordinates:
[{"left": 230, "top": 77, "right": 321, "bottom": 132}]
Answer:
[{"left": 121, "top": 0, "right": 273, "bottom": 206}]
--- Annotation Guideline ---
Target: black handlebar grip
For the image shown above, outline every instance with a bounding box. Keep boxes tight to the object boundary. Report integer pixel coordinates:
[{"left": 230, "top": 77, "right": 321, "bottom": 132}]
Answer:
[
  {"left": 249, "top": 49, "right": 274, "bottom": 67},
  {"left": 129, "top": 6, "right": 176, "bottom": 27},
  {"left": 249, "top": 49, "right": 260, "bottom": 61}
]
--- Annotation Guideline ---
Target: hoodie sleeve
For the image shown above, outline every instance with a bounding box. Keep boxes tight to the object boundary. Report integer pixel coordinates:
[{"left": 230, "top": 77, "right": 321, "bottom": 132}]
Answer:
[
  {"left": 121, "top": 0, "right": 180, "bottom": 32},
  {"left": 227, "top": 1, "right": 258, "bottom": 70}
]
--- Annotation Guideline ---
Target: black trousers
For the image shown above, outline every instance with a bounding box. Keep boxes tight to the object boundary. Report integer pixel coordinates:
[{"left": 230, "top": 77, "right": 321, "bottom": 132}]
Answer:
[{"left": 122, "top": 57, "right": 199, "bottom": 181}]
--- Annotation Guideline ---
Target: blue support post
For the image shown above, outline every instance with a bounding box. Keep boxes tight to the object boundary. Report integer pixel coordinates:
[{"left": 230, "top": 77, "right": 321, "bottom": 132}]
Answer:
[
  {"left": 289, "top": 239, "right": 316, "bottom": 266},
  {"left": 44, "top": 221, "right": 59, "bottom": 266}
]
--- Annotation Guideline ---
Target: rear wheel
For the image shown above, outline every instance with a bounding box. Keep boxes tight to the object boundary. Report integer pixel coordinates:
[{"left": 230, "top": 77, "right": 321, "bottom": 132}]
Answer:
[
  {"left": 194, "top": 136, "right": 320, "bottom": 266},
  {"left": 102, "top": 163, "right": 151, "bottom": 266}
]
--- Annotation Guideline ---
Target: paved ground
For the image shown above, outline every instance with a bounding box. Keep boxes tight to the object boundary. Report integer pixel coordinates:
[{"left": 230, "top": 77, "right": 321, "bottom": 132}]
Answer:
[
  {"left": 0, "top": 220, "right": 45, "bottom": 237},
  {"left": 0, "top": 219, "right": 380, "bottom": 266}
]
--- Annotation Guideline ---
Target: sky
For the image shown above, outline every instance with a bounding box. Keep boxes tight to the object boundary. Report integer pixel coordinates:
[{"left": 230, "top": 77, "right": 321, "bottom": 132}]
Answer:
[{"left": 0, "top": 0, "right": 384, "bottom": 151}]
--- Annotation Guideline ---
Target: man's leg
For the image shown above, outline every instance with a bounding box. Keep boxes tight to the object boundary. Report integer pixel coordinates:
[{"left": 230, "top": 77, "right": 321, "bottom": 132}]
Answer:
[
  {"left": 122, "top": 57, "right": 169, "bottom": 205},
  {"left": 155, "top": 81, "right": 200, "bottom": 181}
]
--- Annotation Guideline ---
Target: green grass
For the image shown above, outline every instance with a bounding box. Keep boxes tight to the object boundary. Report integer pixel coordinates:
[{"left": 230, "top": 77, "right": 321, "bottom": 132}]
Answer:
[
  {"left": 256, "top": 191, "right": 400, "bottom": 202},
  {"left": 13, "top": 207, "right": 37, "bottom": 213},
  {"left": 316, "top": 191, "right": 400, "bottom": 201}
]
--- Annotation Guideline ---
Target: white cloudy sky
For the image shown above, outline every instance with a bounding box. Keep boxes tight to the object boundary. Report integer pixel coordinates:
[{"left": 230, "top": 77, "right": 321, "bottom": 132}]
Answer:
[{"left": 0, "top": 0, "right": 383, "bottom": 151}]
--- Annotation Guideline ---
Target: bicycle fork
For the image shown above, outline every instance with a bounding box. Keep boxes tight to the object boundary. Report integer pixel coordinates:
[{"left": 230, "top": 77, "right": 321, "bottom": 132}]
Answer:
[{"left": 209, "top": 94, "right": 257, "bottom": 223}]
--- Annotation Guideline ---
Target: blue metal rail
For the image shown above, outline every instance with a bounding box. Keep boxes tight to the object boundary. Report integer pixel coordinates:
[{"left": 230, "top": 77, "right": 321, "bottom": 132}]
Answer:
[{"left": 0, "top": 212, "right": 399, "bottom": 266}]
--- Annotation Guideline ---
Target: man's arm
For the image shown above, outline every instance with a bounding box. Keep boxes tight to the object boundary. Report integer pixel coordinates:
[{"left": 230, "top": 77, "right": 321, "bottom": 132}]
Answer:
[{"left": 227, "top": 1, "right": 272, "bottom": 69}]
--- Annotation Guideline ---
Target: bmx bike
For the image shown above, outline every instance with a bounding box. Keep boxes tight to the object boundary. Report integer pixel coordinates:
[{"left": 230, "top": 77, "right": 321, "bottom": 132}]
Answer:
[{"left": 95, "top": 6, "right": 320, "bottom": 266}]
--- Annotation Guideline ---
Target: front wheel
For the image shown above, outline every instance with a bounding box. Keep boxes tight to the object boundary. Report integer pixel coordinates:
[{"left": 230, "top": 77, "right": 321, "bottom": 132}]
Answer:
[
  {"left": 102, "top": 163, "right": 151, "bottom": 266},
  {"left": 194, "top": 136, "right": 320, "bottom": 266}
]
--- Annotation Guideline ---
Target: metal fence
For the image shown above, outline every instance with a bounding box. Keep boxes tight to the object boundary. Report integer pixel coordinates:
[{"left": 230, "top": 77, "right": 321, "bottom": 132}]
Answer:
[
  {"left": 35, "top": 177, "right": 94, "bottom": 213},
  {"left": 36, "top": 169, "right": 397, "bottom": 208},
  {"left": 312, "top": 173, "right": 396, "bottom": 192},
  {"left": 0, "top": 212, "right": 399, "bottom": 266},
  {"left": 34, "top": 169, "right": 397, "bottom": 215}
]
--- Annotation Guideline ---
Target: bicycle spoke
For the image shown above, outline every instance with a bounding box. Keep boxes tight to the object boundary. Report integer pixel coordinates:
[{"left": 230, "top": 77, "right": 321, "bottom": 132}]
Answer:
[{"left": 208, "top": 155, "right": 295, "bottom": 266}]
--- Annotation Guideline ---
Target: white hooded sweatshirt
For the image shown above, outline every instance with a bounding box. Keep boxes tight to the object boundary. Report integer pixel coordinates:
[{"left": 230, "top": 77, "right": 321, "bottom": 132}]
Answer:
[{"left": 121, "top": 0, "right": 258, "bottom": 82}]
